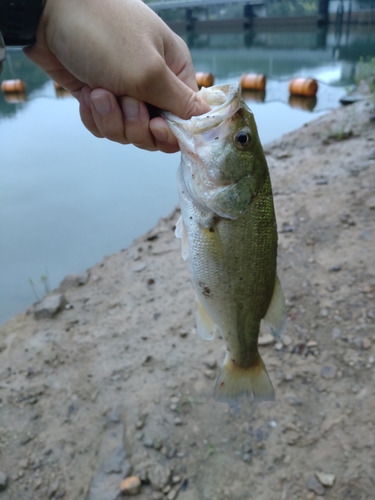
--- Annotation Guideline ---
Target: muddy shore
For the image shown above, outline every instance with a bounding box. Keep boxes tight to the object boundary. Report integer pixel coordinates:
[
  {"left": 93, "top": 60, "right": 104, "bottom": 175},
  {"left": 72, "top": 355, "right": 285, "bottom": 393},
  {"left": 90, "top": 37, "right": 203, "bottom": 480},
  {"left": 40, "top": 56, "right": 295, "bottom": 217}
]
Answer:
[{"left": 0, "top": 84, "right": 374, "bottom": 500}]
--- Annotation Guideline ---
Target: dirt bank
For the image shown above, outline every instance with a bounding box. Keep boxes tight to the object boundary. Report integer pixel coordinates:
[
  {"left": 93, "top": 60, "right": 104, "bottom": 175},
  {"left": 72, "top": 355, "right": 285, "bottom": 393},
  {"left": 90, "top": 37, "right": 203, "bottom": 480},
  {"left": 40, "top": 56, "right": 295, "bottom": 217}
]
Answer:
[{"left": 0, "top": 84, "right": 374, "bottom": 500}]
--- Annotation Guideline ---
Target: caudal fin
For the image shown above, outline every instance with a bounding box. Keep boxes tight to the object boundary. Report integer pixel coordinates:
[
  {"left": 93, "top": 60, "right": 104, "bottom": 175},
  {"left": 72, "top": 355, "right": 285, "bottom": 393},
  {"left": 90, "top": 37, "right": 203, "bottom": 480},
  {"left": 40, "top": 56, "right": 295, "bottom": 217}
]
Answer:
[{"left": 214, "top": 353, "right": 275, "bottom": 402}]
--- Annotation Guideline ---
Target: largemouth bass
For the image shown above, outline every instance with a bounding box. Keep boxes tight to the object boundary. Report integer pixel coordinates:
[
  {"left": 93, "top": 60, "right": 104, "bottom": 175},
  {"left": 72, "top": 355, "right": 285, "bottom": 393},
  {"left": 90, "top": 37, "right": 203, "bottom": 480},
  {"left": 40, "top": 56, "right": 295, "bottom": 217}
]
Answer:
[{"left": 165, "top": 84, "right": 286, "bottom": 402}]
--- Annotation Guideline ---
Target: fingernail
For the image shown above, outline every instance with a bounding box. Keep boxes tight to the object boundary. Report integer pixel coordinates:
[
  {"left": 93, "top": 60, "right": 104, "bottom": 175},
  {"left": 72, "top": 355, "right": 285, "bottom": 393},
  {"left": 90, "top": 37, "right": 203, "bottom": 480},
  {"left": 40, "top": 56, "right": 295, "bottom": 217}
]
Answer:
[
  {"left": 91, "top": 93, "right": 112, "bottom": 116},
  {"left": 123, "top": 97, "right": 140, "bottom": 121}
]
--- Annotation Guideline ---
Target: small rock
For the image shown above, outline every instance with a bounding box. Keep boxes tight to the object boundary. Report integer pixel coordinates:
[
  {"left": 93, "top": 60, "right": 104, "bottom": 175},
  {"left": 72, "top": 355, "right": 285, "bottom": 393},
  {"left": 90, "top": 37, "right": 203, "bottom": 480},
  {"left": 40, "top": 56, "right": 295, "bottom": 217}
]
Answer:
[
  {"left": 242, "top": 442, "right": 252, "bottom": 454},
  {"left": 258, "top": 333, "right": 274, "bottom": 346},
  {"left": 163, "top": 484, "right": 171, "bottom": 494},
  {"left": 284, "top": 392, "right": 303, "bottom": 406},
  {"left": 48, "top": 479, "right": 60, "bottom": 498},
  {"left": 242, "top": 453, "right": 252, "bottom": 462},
  {"left": 362, "top": 338, "right": 372, "bottom": 350},
  {"left": 320, "top": 308, "right": 329, "bottom": 317},
  {"left": 133, "top": 263, "right": 147, "bottom": 272},
  {"left": 143, "top": 438, "right": 154, "bottom": 448},
  {"left": 315, "top": 177, "right": 328, "bottom": 185},
  {"left": 315, "top": 472, "right": 336, "bottom": 487},
  {"left": 282, "top": 334, "right": 292, "bottom": 346},
  {"left": 277, "top": 151, "right": 291, "bottom": 159},
  {"left": 136, "top": 419, "right": 144, "bottom": 430},
  {"left": 34, "top": 294, "right": 68, "bottom": 319},
  {"left": 204, "top": 358, "right": 217, "bottom": 369},
  {"left": 332, "top": 328, "right": 341, "bottom": 339},
  {"left": 0, "top": 471, "right": 8, "bottom": 491},
  {"left": 166, "top": 447, "right": 177, "bottom": 459},
  {"left": 152, "top": 493, "right": 164, "bottom": 500},
  {"left": 59, "top": 271, "right": 90, "bottom": 290},
  {"left": 274, "top": 342, "right": 283, "bottom": 351},
  {"left": 167, "top": 487, "right": 179, "bottom": 500},
  {"left": 204, "top": 369, "right": 216, "bottom": 380},
  {"left": 366, "top": 196, "right": 375, "bottom": 209},
  {"left": 174, "top": 417, "right": 183, "bottom": 426},
  {"left": 306, "top": 340, "right": 317, "bottom": 347},
  {"left": 34, "top": 477, "right": 43, "bottom": 490},
  {"left": 133, "top": 463, "right": 148, "bottom": 483},
  {"left": 171, "top": 476, "right": 181, "bottom": 485},
  {"left": 306, "top": 474, "right": 325, "bottom": 495},
  {"left": 148, "top": 465, "right": 171, "bottom": 490},
  {"left": 120, "top": 476, "right": 141, "bottom": 495},
  {"left": 329, "top": 264, "right": 342, "bottom": 272},
  {"left": 153, "top": 438, "right": 163, "bottom": 451},
  {"left": 321, "top": 364, "right": 337, "bottom": 379}
]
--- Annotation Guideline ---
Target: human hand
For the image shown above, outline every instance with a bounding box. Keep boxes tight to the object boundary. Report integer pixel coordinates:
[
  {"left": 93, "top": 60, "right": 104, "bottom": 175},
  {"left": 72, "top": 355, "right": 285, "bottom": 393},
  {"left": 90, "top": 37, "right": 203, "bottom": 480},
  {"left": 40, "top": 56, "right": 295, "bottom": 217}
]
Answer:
[{"left": 24, "top": 0, "right": 210, "bottom": 152}]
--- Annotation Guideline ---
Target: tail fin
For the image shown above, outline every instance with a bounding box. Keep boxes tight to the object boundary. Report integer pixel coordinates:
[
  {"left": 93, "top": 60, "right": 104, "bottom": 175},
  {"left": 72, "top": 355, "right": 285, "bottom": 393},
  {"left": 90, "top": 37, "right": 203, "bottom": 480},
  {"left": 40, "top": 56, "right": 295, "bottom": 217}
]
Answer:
[{"left": 214, "top": 353, "right": 275, "bottom": 402}]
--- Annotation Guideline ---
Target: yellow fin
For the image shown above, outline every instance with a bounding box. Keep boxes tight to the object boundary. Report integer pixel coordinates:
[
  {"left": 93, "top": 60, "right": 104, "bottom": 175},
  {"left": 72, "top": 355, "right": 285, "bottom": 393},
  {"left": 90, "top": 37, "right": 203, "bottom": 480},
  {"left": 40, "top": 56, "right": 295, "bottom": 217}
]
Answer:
[
  {"left": 263, "top": 274, "right": 287, "bottom": 341},
  {"left": 175, "top": 215, "right": 189, "bottom": 261},
  {"left": 196, "top": 298, "right": 217, "bottom": 340},
  {"left": 214, "top": 353, "right": 275, "bottom": 402}
]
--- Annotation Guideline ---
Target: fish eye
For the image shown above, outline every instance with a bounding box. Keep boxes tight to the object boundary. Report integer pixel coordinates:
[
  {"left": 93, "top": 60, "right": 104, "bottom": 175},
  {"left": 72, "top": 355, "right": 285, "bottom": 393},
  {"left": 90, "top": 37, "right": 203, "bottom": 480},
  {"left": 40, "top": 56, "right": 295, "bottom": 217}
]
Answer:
[{"left": 234, "top": 129, "right": 251, "bottom": 149}]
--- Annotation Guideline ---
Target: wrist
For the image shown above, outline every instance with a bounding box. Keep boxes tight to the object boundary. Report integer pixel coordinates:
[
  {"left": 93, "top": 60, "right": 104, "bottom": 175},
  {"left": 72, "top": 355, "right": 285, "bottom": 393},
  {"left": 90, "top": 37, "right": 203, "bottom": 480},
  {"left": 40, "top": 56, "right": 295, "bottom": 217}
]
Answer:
[{"left": 0, "top": 0, "right": 45, "bottom": 46}]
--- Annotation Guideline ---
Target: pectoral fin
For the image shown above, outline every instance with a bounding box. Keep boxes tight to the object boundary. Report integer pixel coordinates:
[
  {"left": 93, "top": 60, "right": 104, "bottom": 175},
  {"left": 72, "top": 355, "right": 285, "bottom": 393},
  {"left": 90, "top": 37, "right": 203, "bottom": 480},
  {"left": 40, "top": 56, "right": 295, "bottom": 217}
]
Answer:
[
  {"left": 196, "top": 298, "right": 217, "bottom": 340},
  {"left": 263, "top": 274, "right": 287, "bottom": 341},
  {"left": 175, "top": 215, "right": 189, "bottom": 261}
]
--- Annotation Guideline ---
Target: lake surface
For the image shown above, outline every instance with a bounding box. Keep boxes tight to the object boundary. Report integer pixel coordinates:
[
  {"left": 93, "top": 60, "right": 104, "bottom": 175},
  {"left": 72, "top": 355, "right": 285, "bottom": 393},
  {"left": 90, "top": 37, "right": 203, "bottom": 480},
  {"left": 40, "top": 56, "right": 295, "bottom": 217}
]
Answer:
[{"left": 1, "top": 23, "right": 374, "bottom": 324}]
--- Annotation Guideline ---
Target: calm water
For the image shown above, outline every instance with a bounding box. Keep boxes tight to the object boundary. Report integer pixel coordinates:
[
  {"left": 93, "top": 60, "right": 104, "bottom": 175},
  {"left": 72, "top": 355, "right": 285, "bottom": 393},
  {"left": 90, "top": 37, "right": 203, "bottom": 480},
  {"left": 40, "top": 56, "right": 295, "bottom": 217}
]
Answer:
[{"left": 1, "top": 24, "right": 374, "bottom": 324}]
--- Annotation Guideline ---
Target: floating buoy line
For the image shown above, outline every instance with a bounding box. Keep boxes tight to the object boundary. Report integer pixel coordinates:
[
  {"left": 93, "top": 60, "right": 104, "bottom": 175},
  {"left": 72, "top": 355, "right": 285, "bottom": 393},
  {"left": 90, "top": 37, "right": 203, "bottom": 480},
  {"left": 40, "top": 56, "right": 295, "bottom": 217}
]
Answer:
[{"left": 0, "top": 74, "right": 345, "bottom": 113}]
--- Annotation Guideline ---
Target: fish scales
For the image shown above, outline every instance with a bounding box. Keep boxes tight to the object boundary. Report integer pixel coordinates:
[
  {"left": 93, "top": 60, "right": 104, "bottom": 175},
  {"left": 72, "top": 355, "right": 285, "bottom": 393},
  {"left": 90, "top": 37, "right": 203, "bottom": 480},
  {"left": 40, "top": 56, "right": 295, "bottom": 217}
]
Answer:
[{"left": 166, "top": 83, "right": 286, "bottom": 402}]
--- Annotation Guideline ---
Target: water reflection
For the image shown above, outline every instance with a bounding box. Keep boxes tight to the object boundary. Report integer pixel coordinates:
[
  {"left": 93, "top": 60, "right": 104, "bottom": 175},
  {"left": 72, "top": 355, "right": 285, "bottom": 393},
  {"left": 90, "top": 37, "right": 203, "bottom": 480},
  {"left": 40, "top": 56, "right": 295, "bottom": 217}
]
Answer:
[{"left": 0, "top": 22, "right": 374, "bottom": 324}]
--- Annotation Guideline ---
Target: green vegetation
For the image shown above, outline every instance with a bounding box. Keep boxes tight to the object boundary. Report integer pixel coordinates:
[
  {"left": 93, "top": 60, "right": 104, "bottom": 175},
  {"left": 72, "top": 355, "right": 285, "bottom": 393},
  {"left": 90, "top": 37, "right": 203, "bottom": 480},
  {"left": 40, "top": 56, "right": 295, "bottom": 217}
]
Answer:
[
  {"left": 28, "top": 272, "right": 51, "bottom": 301},
  {"left": 355, "top": 57, "right": 375, "bottom": 101},
  {"left": 265, "top": 0, "right": 317, "bottom": 16},
  {"left": 355, "top": 56, "right": 375, "bottom": 83},
  {"left": 204, "top": 441, "right": 215, "bottom": 459},
  {"left": 176, "top": 396, "right": 203, "bottom": 413}
]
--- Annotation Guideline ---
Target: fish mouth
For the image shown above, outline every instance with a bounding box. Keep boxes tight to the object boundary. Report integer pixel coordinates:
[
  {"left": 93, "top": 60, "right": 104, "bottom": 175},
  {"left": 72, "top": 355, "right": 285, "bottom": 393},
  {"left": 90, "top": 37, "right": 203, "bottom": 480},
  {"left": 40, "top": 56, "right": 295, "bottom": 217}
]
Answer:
[{"left": 164, "top": 83, "right": 240, "bottom": 153}]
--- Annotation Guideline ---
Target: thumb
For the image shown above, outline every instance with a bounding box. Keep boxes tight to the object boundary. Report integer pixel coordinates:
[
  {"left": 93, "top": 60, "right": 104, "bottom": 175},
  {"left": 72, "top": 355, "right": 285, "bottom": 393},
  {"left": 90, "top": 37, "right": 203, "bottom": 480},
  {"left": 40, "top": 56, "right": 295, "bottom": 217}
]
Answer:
[{"left": 139, "top": 64, "right": 210, "bottom": 119}]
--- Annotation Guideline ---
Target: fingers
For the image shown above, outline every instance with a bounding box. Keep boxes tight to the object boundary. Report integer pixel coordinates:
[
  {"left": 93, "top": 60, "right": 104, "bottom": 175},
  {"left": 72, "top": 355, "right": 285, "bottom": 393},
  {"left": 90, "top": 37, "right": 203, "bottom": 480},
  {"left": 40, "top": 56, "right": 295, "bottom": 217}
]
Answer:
[
  {"left": 73, "top": 87, "right": 179, "bottom": 152},
  {"left": 150, "top": 117, "right": 180, "bottom": 154},
  {"left": 91, "top": 89, "right": 129, "bottom": 144},
  {"left": 77, "top": 86, "right": 103, "bottom": 138},
  {"left": 120, "top": 97, "right": 157, "bottom": 151}
]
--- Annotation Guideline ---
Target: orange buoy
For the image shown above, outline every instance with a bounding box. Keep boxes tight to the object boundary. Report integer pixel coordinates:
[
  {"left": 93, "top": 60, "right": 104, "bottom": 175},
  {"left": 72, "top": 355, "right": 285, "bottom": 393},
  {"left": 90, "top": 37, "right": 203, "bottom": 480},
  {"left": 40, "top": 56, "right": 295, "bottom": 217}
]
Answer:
[
  {"left": 1, "top": 79, "right": 26, "bottom": 93},
  {"left": 241, "top": 89, "right": 266, "bottom": 103},
  {"left": 196, "top": 72, "right": 214, "bottom": 88},
  {"left": 288, "top": 78, "right": 318, "bottom": 97},
  {"left": 288, "top": 95, "right": 317, "bottom": 112},
  {"left": 4, "top": 92, "right": 27, "bottom": 104},
  {"left": 240, "top": 74, "right": 266, "bottom": 91}
]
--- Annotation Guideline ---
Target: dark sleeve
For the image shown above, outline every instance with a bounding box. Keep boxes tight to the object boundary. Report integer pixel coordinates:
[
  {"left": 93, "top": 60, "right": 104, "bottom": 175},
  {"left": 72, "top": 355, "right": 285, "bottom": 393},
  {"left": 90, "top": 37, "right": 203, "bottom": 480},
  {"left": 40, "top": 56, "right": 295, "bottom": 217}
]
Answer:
[
  {"left": 0, "top": 0, "right": 45, "bottom": 46},
  {"left": 0, "top": 32, "right": 5, "bottom": 74}
]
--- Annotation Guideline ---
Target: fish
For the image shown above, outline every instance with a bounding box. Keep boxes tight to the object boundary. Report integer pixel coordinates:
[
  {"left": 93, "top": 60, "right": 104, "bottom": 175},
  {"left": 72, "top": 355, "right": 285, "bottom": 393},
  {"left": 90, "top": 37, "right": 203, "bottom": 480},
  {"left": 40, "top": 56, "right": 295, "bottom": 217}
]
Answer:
[{"left": 165, "top": 83, "right": 286, "bottom": 402}]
